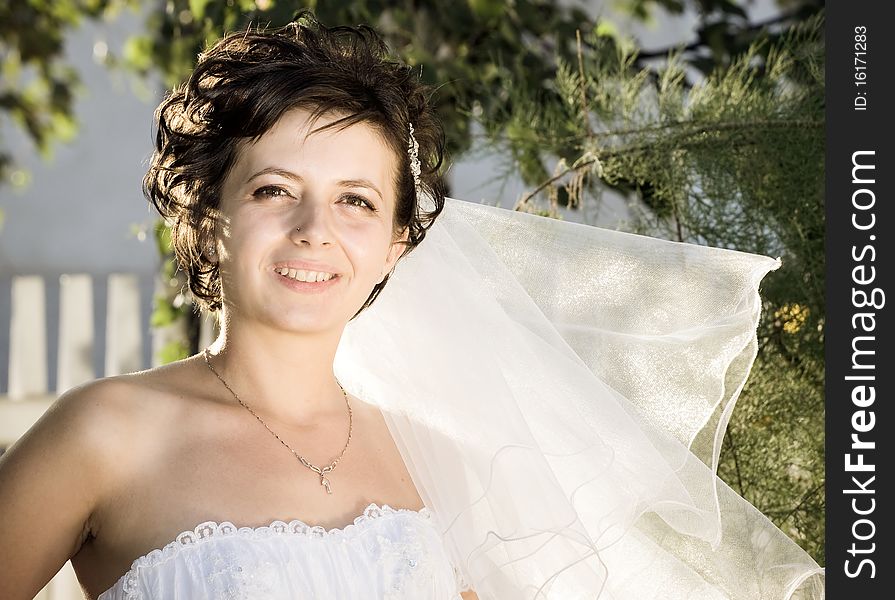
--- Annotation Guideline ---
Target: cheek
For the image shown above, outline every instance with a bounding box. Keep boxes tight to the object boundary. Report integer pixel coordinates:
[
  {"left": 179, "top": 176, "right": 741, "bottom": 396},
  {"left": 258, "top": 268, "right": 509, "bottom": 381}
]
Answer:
[
  {"left": 223, "top": 212, "right": 280, "bottom": 252},
  {"left": 342, "top": 228, "right": 393, "bottom": 278}
]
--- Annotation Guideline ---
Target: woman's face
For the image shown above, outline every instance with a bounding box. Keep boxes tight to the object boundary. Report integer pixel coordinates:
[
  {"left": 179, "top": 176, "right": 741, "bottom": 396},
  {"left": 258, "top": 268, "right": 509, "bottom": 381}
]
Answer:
[{"left": 214, "top": 107, "right": 407, "bottom": 334}]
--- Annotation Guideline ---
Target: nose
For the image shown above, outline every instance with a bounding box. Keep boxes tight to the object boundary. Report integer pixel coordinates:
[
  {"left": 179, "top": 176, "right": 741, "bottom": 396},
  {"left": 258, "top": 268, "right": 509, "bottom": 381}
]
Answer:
[{"left": 288, "top": 200, "right": 333, "bottom": 246}]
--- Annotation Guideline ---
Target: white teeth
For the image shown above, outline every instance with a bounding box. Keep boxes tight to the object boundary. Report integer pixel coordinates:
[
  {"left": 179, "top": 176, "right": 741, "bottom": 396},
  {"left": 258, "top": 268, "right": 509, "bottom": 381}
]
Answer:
[{"left": 276, "top": 267, "right": 336, "bottom": 283}]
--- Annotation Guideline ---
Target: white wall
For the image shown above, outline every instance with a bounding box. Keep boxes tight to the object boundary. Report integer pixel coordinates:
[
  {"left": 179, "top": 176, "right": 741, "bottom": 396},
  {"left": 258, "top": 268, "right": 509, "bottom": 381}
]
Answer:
[
  {"left": 0, "top": 8, "right": 160, "bottom": 276},
  {"left": 0, "top": 7, "right": 160, "bottom": 391}
]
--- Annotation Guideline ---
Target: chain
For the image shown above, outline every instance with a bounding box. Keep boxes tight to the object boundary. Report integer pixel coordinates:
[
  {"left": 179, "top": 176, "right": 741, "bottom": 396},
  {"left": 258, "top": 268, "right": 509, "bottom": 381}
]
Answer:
[{"left": 202, "top": 348, "right": 352, "bottom": 494}]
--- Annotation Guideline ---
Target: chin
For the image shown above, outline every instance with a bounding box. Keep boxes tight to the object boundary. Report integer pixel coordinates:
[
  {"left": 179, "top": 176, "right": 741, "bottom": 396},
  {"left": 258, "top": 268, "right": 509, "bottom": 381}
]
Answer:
[
  {"left": 276, "top": 314, "right": 335, "bottom": 331},
  {"left": 270, "top": 310, "right": 346, "bottom": 334}
]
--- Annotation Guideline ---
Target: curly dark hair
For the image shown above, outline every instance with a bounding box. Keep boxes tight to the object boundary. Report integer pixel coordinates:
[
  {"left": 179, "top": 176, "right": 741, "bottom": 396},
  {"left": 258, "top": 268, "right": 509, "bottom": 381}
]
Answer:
[{"left": 143, "top": 10, "right": 447, "bottom": 317}]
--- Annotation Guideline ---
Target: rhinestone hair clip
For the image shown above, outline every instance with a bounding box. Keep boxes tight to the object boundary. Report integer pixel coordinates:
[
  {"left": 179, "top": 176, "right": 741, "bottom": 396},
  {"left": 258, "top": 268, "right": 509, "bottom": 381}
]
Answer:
[{"left": 408, "top": 123, "right": 422, "bottom": 201}]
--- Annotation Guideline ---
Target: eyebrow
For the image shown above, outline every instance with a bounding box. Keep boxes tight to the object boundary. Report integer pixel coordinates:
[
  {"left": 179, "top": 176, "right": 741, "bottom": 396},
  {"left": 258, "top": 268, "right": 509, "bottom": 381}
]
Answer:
[{"left": 246, "top": 167, "right": 383, "bottom": 200}]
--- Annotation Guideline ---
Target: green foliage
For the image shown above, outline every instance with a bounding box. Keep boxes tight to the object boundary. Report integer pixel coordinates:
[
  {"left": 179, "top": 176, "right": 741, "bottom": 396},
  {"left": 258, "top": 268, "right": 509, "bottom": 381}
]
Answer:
[
  {"left": 157, "top": 339, "right": 190, "bottom": 363},
  {"left": 478, "top": 10, "right": 825, "bottom": 562},
  {"left": 0, "top": 0, "right": 138, "bottom": 185}
]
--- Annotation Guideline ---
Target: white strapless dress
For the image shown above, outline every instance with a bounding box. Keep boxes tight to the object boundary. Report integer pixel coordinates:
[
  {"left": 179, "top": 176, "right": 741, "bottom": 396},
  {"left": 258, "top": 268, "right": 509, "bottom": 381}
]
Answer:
[{"left": 97, "top": 503, "right": 465, "bottom": 599}]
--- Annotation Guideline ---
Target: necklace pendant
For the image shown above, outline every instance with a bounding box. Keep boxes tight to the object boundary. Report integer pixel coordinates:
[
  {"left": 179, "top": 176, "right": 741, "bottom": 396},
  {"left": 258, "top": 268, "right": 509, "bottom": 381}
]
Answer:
[{"left": 320, "top": 475, "right": 332, "bottom": 494}]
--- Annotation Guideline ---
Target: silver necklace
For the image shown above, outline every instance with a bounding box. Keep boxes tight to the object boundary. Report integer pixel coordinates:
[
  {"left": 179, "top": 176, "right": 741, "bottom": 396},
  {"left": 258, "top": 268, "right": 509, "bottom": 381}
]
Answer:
[{"left": 202, "top": 348, "right": 353, "bottom": 494}]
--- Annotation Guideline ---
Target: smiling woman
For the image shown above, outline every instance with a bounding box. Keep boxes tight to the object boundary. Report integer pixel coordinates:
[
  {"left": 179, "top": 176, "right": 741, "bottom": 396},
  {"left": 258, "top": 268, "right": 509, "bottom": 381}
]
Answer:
[{"left": 0, "top": 8, "right": 822, "bottom": 600}]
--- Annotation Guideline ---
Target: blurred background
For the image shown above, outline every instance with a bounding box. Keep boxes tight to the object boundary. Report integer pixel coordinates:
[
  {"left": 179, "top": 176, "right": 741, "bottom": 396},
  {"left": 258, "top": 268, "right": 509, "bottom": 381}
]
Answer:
[{"left": 0, "top": 0, "right": 824, "bottom": 597}]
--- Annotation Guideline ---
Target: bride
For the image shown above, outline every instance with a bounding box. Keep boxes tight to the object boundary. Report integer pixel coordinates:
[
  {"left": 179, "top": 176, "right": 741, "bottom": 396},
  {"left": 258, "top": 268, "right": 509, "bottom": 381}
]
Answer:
[{"left": 0, "top": 11, "right": 823, "bottom": 600}]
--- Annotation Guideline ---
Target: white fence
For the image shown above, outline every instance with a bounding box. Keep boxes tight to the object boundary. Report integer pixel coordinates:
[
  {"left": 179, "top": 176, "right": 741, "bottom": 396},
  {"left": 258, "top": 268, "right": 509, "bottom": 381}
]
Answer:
[{"left": 0, "top": 272, "right": 214, "bottom": 599}]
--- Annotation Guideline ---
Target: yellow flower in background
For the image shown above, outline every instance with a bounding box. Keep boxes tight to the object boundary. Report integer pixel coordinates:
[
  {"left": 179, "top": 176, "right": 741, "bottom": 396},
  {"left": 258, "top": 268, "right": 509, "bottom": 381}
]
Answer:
[{"left": 775, "top": 303, "right": 809, "bottom": 334}]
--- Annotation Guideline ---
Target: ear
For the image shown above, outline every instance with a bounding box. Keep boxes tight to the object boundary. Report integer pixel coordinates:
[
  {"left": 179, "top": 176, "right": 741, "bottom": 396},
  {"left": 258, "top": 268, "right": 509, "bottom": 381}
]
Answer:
[{"left": 382, "top": 227, "right": 410, "bottom": 281}]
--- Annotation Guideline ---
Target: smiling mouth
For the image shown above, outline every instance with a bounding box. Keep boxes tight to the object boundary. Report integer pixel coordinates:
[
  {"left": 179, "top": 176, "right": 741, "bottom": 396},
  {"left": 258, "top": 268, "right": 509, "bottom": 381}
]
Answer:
[{"left": 274, "top": 267, "right": 339, "bottom": 283}]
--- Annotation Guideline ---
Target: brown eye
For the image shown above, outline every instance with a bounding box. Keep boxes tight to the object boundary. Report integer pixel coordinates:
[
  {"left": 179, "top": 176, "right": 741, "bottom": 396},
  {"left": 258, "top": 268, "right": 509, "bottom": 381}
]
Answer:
[
  {"left": 343, "top": 194, "right": 376, "bottom": 211},
  {"left": 253, "top": 185, "right": 290, "bottom": 198}
]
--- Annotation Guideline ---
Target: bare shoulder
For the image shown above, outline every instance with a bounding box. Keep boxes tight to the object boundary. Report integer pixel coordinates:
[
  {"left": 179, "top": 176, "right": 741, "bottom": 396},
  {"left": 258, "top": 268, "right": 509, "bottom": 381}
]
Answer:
[
  {"left": 58, "top": 375, "right": 149, "bottom": 425},
  {"left": 11, "top": 377, "right": 145, "bottom": 470},
  {"left": 36, "top": 368, "right": 181, "bottom": 457},
  {"left": 0, "top": 371, "right": 178, "bottom": 599},
  {"left": 5, "top": 359, "right": 199, "bottom": 510}
]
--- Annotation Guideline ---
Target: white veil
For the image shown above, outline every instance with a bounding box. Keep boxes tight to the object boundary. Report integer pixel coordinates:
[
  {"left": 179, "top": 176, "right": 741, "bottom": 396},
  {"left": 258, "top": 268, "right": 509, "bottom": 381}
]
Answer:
[{"left": 333, "top": 196, "right": 825, "bottom": 599}]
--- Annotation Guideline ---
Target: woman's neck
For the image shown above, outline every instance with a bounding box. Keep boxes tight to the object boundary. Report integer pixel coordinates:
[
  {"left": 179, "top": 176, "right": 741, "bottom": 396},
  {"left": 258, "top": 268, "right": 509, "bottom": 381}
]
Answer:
[{"left": 204, "top": 318, "right": 348, "bottom": 428}]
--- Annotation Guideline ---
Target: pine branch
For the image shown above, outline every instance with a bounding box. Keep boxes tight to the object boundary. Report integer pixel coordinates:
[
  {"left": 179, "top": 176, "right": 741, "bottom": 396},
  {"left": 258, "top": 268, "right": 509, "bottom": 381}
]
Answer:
[
  {"left": 515, "top": 116, "right": 821, "bottom": 210},
  {"left": 595, "top": 117, "right": 822, "bottom": 140},
  {"left": 515, "top": 165, "right": 587, "bottom": 209},
  {"left": 576, "top": 29, "right": 593, "bottom": 138}
]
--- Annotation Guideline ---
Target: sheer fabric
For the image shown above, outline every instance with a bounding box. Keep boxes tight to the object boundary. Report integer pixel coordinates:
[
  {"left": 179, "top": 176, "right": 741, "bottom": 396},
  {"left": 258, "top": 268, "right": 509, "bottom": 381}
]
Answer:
[
  {"left": 333, "top": 197, "right": 825, "bottom": 599},
  {"left": 97, "top": 503, "right": 463, "bottom": 599}
]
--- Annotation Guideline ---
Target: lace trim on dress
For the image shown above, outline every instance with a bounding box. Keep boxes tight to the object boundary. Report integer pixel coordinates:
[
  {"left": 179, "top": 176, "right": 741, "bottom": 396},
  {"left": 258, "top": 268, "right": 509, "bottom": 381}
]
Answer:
[{"left": 114, "top": 502, "right": 432, "bottom": 599}]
